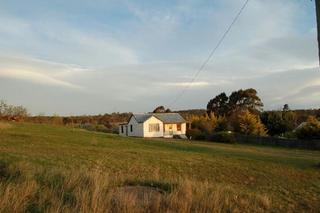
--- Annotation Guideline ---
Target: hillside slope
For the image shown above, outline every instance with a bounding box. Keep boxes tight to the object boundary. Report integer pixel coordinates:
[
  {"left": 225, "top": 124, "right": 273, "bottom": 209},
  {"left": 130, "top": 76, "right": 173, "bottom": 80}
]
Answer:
[{"left": 0, "top": 122, "right": 319, "bottom": 212}]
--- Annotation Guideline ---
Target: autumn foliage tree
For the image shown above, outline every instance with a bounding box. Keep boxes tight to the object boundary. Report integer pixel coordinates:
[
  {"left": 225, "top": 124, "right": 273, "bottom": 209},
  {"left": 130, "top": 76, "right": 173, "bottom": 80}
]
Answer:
[
  {"left": 238, "top": 110, "right": 268, "bottom": 136},
  {"left": 295, "top": 116, "right": 320, "bottom": 139}
]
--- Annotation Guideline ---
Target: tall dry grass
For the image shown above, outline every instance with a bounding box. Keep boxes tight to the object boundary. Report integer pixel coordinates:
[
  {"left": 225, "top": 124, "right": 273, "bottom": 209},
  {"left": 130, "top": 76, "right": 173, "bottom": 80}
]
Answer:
[
  {"left": 0, "top": 162, "right": 271, "bottom": 213},
  {"left": 0, "top": 122, "right": 11, "bottom": 130}
]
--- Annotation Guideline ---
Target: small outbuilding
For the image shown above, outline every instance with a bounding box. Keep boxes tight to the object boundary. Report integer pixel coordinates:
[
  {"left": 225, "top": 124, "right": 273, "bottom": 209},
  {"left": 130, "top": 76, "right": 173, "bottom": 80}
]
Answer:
[{"left": 119, "top": 113, "right": 187, "bottom": 138}]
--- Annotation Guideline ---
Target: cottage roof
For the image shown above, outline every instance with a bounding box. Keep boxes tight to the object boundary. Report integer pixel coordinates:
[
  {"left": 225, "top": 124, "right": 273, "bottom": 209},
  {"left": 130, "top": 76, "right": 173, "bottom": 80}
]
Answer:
[
  {"left": 153, "top": 113, "right": 186, "bottom": 123},
  {"left": 131, "top": 113, "right": 186, "bottom": 124},
  {"left": 132, "top": 114, "right": 153, "bottom": 123}
]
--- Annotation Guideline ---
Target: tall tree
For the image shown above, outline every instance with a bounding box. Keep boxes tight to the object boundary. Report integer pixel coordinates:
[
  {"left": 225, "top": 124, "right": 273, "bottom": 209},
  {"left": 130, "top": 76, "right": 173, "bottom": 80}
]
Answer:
[
  {"left": 153, "top": 106, "right": 171, "bottom": 113},
  {"left": 229, "top": 88, "right": 263, "bottom": 114},
  {"left": 207, "top": 92, "right": 229, "bottom": 116},
  {"left": 283, "top": 104, "right": 290, "bottom": 112}
]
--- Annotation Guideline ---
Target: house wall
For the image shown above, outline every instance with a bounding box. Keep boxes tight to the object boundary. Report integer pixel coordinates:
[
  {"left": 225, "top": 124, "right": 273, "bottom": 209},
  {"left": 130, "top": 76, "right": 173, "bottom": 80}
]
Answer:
[
  {"left": 163, "top": 123, "right": 187, "bottom": 136},
  {"left": 127, "top": 117, "right": 144, "bottom": 137},
  {"left": 143, "top": 116, "right": 164, "bottom": 138},
  {"left": 119, "top": 125, "right": 127, "bottom": 136}
]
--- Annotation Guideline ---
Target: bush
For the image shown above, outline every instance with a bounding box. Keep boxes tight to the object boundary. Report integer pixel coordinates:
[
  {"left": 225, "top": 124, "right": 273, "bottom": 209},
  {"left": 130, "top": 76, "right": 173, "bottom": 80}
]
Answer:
[
  {"left": 295, "top": 116, "right": 320, "bottom": 139},
  {"left": 186, "top": 128, "right": 206, "bottom": 140},
  {"left": 209, "top": 131, "right": 236, "bottom": 144},
  {"left": 282, "top": 131, "right": 296, "bottom": 139},
  {"left": 191, "top": 119, "right": 215, "bottom": 135}
]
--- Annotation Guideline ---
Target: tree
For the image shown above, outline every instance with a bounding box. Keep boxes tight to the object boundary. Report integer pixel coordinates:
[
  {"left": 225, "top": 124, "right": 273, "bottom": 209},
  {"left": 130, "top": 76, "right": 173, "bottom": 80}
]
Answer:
[
  {"left": 238, "top": 110, "right": 267, "bottom": 136},
  {"left": 207, "top": 92, "right": 229, "bottom": 116},
  {"left": 260, "top": 111, "right": 297, "bottom": 136},
  {"left": 283, "top": 104, "right": 290, "bottom": 112},
  {"left": 295, "top": 116, "right": 320, "bottom": 139},
  {"left": 191, "top": 114, "right": 217, "bottom": 135},
  {"left": 207, "top": 89, "right": 263, "bottom": 118},
  {"left": 153, "top": 106, "right": 171, "bottom": 113},
  {"left": 0, "top": 100, "right": 28, "bottom": 120},
  {"left": 229, "top": 88, "right": 263, "bottom": 114},
  {"left": 260, "top": 111, "right": 286, "bottom": 136},
  {"left": 215, "top": 116, "right": 228, "bottom": 131},
  {"left": 282, "top": 111, "right": 297, "bottom": 131}
]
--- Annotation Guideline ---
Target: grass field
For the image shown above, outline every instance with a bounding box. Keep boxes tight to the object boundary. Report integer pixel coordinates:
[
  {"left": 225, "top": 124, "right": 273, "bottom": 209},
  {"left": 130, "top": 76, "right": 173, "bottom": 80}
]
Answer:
[{"left": 0, "top": 122, "right": 319, "bottom": 212}]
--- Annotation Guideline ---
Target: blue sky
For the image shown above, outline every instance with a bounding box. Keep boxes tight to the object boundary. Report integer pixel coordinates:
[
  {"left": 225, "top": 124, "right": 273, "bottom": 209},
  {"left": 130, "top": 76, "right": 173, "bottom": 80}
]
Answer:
[{"left": 0, "top": 0, "right": 319, "bottom": 115}]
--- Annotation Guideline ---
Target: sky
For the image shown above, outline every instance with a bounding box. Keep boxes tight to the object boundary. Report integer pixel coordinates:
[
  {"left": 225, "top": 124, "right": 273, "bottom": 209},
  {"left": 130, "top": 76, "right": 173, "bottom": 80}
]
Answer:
[{"left": 0, "top": 0, "right": 319, "bottom": 115}]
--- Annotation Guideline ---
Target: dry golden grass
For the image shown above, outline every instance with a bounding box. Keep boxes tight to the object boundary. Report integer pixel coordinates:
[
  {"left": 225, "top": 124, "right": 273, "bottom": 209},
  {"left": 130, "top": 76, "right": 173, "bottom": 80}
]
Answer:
[
  {"left": 0, "top": 122, "right": 11, "bottom": 130},
  {"left": 1, "top": 122, "right": 319, "bottom": 212},
  {"left": 0, "top": 162, "right": 271, "bottom": 213}
]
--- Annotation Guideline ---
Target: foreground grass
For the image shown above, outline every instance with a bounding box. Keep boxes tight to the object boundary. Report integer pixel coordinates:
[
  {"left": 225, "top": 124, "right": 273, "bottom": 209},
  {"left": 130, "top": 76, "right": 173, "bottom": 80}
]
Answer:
[{"left": 0, "top": 122, "right": 319, "bottom": 212}]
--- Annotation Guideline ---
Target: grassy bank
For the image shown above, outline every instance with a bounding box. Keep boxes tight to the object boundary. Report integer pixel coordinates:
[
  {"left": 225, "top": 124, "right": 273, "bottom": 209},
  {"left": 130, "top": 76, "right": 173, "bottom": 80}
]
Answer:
[{"left": 0, "top": 122, "right": 319, "bottom": 212}]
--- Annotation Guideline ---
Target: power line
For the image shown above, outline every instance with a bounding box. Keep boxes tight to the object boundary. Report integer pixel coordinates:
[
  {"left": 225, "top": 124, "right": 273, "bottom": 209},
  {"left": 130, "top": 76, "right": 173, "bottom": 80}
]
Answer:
[{"left": 168, "top": 0, "right": 250, "bottom": 108}]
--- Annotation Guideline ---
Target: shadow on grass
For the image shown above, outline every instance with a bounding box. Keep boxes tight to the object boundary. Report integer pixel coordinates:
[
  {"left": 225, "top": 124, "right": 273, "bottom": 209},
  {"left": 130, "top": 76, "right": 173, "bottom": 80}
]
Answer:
[
  {"left": 0, "top": 160, "right": 23, "bottom": 182},
  {"left": 124, "top": 179, "right": 176, "bottom": 194}
]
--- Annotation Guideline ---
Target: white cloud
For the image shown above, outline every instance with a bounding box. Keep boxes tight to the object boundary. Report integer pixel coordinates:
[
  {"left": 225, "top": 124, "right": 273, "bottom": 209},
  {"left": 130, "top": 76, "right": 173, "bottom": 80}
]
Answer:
[
  {"left": 162, "top": 81, "right": 210, "bottom": 87},
  {"left": 0, "top": 0, "right": 318, "bottom": 114},
  {"left": 0, "top": 69, "right": 82, "bottom": 89},
  {"left": 0, "top": 55, "right": 85, "bottom": 89},
  {"left": 0, "top": 13, "right": 139, "bottom": 67}
]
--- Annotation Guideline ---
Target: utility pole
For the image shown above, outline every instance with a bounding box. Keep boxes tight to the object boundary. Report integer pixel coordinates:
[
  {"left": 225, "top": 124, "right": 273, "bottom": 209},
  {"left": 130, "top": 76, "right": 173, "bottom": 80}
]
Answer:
[{"left": 316, "top": 0, "right": 320, "bottom": 66}]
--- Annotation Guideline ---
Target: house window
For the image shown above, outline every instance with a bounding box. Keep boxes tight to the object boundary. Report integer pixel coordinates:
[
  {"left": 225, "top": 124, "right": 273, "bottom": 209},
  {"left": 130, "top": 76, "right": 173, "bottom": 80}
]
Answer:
[
  {"left": 130, "top": 125, "right": 133, "bottom": 132},
  {"left": 121, "top": 126, "right": 124, "bottom": 133},
  {"left": 177, "top": 124, "right": 181, "bottom": 131},
  {"left": 149, "top": 123, "right": 160, "bottom": 132}
]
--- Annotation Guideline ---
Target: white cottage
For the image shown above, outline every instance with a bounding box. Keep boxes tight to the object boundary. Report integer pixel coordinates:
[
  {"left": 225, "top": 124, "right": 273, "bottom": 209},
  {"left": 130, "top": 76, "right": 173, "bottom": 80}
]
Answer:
[{"left": 119, "top": 113, "right": 187, "bottom": 138}]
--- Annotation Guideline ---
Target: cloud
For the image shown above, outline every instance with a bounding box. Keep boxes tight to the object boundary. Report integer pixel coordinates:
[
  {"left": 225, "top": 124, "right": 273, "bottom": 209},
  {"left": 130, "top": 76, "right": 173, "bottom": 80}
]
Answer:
[
  {"left": 0, "top": 0, "right": 318, "bottom": 114},
  {"left": 162, "top": 81, "right": 210, "bottom": 87},
  {"left": 0, "top": 13, "right": 139, "bottom": 67},
  {"left": 0, "top": 69, "right": 81, "bottom": 89},
  {"left": 0, "top": 55, "right": 85, "bottom": 89}
]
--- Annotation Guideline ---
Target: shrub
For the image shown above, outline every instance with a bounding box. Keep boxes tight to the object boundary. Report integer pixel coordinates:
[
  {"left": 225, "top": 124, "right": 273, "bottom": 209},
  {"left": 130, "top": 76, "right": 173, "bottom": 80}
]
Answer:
[
  {"left": 191, "top": 119, "right": 215, "bottom": 135},
  {"left": 186, "top": 128, "right": 206, "bottom": 140},
  {"left": 209, "top": 131, "right": 236, "bottom": 144},
  {"left": 295, "top": 116, "right": 320, "bottom": 139},
  {"left": 282, "top": 131, "right": 296, "bottom": 139}
]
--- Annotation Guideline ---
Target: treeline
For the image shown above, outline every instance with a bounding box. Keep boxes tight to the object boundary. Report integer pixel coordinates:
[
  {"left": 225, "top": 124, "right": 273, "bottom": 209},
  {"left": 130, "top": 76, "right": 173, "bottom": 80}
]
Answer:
[
  {"left": 0, "top": 100, "right": 28, "bottom": 121},
  {"left": 1, "top": 95, "right": 320, "bottom": 140},
  {"left": 185, "top": 88, "right": 320, "bottom": 142},
  {"left": 0, "top": 100, "right": 131, "bottom": 133},
  {"left": 25, "top": 113, "right": 132, "bottom": 133}
]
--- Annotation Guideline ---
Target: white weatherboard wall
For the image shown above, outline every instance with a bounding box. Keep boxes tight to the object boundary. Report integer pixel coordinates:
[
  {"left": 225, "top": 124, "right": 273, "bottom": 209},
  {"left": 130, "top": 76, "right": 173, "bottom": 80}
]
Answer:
[
  {"left": 119, "top": 125, "right": 127, "bottom": 136},
  {"left": 127, "top": 116, "right": 143, "bottom": 137},
  {"left": 143, "top": 116, "right": 164, "bottom": 137}
]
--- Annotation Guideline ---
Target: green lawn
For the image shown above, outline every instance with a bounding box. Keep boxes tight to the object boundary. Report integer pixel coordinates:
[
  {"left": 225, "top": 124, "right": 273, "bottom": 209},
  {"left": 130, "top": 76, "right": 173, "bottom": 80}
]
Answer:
[{"left": 0, "top": 122, "right": 319, "bottom": 212}]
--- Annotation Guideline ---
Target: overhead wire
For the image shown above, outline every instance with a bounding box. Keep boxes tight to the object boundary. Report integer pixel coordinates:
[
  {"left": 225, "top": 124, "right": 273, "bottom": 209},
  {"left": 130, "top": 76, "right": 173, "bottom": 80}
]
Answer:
[{"left": 168, "top": 0, "right": 250, "bottom": 108}]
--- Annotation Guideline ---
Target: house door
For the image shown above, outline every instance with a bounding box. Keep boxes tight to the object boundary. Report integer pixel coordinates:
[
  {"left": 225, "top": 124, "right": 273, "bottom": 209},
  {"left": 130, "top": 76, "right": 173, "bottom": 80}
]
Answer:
[{"left": 125, "top": 126, "right": 128, "bottom": 136}]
